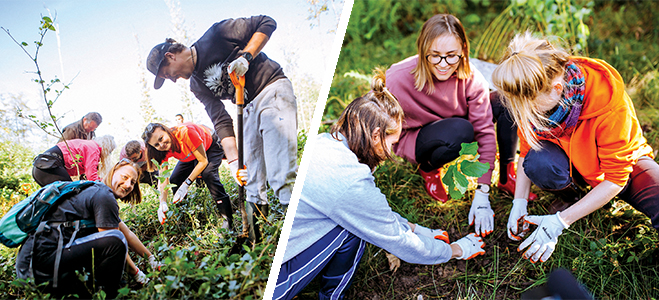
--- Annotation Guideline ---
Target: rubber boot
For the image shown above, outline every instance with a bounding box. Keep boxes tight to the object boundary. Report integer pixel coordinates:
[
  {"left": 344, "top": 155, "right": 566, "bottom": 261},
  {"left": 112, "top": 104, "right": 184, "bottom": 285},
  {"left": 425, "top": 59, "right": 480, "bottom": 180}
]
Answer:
[
  {"left": 419, "top": 168, "right": 448, "bottom": 203},
  {"left": 548, "top": 182, "right": 583, "bottom": 214},
  {"left": 216, "top": 200, "right": 233, "bottom": 231},
  {"left": 497, "top": 162, "right": 538, "bottom": 201},
  {"left": 247, "top": 202, "right": 269, "bottom": 243}
]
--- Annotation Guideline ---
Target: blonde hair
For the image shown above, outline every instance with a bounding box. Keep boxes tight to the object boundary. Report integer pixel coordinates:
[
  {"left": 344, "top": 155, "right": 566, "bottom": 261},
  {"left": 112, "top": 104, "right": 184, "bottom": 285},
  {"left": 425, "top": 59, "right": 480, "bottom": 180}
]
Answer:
[
  {"left": 94, "top": 135, "right": 117, "bottom": 179},
  {"left": 412, "top": 14, "right": 471, "bottom": 94},
  {"left": 102, "top": 159, "right": 142, "bottom": 205},
  {"left": 331, "top": 68, "right": 404, "bottom": 170},
  {"left": 492, "top": 32, "right": 570, "bottom": 150}
]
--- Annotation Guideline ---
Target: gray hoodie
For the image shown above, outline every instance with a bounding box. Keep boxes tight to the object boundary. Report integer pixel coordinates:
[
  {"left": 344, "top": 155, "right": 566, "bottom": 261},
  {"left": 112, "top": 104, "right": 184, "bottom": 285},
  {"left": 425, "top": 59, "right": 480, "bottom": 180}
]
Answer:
[{"left": 283, "top": 133, "right": 452, "bottom": 264}]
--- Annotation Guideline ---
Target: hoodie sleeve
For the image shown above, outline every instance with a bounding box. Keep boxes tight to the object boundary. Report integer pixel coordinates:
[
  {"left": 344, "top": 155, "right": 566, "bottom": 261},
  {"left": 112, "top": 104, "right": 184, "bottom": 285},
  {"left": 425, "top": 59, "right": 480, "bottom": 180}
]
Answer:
[
  {"left": 326, "top": 173, "right": 453, "bottom": 265},
  {"left": 595, "top": 104, "right": 646, "bottom": 186},
  {"left": 466, "top": 69, "right": 496, "bottom": 184}
]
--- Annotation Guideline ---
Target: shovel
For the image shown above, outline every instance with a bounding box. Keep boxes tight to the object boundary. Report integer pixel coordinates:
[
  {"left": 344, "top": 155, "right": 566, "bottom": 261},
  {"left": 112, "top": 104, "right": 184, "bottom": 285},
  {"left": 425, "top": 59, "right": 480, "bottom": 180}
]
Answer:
[{"left": 229, "top": 71, "right": 250, "bottom": 237}]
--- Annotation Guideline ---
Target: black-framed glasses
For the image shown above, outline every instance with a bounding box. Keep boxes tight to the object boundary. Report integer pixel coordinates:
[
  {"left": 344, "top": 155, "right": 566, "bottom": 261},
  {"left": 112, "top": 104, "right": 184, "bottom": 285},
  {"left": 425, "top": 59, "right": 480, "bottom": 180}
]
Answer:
[{"left": 426, "top": 53, "right": 462, "bottom": 65}]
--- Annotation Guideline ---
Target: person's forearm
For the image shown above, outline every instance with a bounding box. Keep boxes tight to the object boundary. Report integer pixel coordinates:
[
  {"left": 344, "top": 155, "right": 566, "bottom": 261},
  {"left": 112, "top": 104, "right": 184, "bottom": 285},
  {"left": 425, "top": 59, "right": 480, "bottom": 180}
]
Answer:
[
  {"left": 514, "top": 157, "right": 533, "bottom": 199},
  {"left": 220, "top": 137, "right": 239, "bottom": 162},
  {"left": 243, "top": 32, "right": 269, "bottom": 57},
  {"left": 559, "top": 180, "right": 623, "bottom": 225},
  {"left": 119, "top": 222, "right": 152, "bottom": 257},
  {"left": 159, "top": 177, "right": 169, "bottom": 203},
  {"left": 126, "top": 254, "right": 138, "bottom": 275}
]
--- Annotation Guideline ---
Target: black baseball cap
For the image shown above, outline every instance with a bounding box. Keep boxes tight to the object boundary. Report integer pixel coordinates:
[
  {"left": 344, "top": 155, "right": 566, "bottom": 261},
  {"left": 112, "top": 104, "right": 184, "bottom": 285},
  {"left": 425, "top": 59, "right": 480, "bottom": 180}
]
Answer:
[{"left": 146, "top": 41, "right": 174, "bottom": 89}]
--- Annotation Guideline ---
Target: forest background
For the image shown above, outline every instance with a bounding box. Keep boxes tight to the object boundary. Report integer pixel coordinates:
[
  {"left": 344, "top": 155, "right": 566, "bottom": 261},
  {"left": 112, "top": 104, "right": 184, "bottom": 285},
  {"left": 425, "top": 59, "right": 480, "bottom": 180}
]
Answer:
[{"left": 310, "top": 0, "right": 659, "bottom": 299}]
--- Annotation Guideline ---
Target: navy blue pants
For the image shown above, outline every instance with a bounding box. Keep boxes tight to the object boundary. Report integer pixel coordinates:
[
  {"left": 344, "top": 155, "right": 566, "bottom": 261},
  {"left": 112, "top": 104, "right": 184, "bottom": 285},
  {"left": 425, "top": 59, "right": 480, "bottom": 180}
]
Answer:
[
  {"left": 274, "top": 226, "right": 366, "bottom": 300},
  {"left": 415, "top": 91, "right": 518, "bottom": 180},
  {"left": 524, "top": 141, "right": 659, "bottom": 229},
  {"left": 170, "top": 135, "right": 232, "bottom": 226}
]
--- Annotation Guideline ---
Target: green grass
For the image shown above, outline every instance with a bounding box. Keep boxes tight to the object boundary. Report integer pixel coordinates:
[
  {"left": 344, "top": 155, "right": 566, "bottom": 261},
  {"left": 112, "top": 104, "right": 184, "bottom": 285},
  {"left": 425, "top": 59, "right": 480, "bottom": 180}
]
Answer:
[{"left": 322, "top": 159, "right": 659, "bottom": 299}]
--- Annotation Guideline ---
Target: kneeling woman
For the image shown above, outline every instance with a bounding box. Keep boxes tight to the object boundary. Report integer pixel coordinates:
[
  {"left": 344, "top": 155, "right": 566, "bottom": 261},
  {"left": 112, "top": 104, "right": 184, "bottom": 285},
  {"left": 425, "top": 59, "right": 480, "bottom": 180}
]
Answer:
[
  {"left": 493, "top": 33, "right": 659, "bottom": 263},
  {"left": 16, "top": 159, "right": 159, "bottom": 298},
  {"left": 274, "top": 71, "right": 486, "bottom": 300},
  {"left": 142, "top": 122, "right": 234, "bottom": 228},
  {"left": 32, "top": 135, "right": 116, "bottom": 186}
]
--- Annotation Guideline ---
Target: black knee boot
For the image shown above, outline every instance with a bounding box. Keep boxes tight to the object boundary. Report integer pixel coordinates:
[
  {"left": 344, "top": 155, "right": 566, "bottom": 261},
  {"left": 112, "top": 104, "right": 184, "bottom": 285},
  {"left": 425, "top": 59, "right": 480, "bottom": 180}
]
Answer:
[
  {"left": 548, "top": 182, "right": 585, "bottom": 214},
  {"left": 246, "top": 202, "right": 268, "bottom": 243}
]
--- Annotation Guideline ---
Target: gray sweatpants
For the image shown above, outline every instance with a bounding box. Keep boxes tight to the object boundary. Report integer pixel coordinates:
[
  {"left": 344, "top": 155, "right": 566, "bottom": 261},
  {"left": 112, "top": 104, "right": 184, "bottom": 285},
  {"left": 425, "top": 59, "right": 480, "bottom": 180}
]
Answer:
[{"left": 244, "top": 78, "right": 298, "bottom": 205}]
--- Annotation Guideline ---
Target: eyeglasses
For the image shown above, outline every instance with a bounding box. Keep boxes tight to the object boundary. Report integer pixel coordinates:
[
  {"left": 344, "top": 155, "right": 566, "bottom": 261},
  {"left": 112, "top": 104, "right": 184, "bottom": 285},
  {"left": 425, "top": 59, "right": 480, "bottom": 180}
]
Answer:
[{"left": 426, "top": 53, "right": 462, "bottom": 65}]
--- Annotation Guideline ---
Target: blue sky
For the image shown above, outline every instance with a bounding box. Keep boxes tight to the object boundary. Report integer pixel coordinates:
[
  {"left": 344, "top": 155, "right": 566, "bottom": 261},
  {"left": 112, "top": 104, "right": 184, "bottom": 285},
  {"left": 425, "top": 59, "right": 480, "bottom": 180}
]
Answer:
[{"left": 0, "top": 0, "right": 344, "bottom": 148}]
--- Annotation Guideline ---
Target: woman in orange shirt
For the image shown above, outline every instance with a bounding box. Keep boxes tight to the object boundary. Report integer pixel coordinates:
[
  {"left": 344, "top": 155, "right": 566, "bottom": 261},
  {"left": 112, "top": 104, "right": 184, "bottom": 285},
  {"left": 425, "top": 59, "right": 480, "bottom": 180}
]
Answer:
[
  {"left": 493, "top": 33, "right": 659, "bottom": 263},
  {"left": 143, "top": 122, "right": 243, "bottom": 230}
]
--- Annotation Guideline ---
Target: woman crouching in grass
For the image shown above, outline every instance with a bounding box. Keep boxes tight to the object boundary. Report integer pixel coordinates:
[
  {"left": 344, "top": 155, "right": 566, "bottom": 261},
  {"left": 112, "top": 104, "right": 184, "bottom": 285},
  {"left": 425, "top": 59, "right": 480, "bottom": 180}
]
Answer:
[
  {"left": 273, "top": 70, "right": 486, "bottom": 300},
  {"left": 493, "top": 32, "right": 659, "bottom": 263}
]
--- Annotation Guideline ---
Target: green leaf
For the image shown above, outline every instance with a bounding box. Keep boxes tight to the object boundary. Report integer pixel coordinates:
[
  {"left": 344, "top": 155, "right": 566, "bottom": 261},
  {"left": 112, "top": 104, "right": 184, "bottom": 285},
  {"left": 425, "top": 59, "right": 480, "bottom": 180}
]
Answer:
[
  {"left": 453, "top": 170, "right": 469, "bottom": 192},
  {"left": 21, "top": 42, "right": 28, "bottom": 46},
  {"left": 461, "top": 160, "right": 489, "bottom": 178},
  {"left": 42, "top": 16, "right": 52, "bottom": 23},
  {"left": 459, "top": 141, "right": 479, "bottom": 156}
]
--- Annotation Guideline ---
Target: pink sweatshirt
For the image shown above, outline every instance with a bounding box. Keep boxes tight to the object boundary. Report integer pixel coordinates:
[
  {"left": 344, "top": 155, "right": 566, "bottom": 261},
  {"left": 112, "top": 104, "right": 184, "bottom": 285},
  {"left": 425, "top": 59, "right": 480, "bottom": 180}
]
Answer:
[
  {"left": 57, "top": 139, "right": 102, "bottom": 181},
  {"left": 386, "top": 56, "right": 496, "bottom": 184}
]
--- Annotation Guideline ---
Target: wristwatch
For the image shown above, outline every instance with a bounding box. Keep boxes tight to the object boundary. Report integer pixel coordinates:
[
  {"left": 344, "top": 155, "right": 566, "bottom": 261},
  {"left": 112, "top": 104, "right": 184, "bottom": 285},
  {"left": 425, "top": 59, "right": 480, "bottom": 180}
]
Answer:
[
  {"left": 241, "top": 52, "right": 253, "bottom": 63},
  {"left": 477, "top": 184, "right": 490, "bottom": 193},
  {"left": 185, "top": 178, "right": 193, "bottom": 185}
]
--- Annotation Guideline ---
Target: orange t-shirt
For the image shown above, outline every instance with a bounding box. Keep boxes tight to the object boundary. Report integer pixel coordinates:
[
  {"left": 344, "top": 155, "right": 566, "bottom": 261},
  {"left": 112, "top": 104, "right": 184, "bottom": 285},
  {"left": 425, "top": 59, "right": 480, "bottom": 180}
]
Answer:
[{"left": 164, "top": 123, "right": 214, "bottom": 163}]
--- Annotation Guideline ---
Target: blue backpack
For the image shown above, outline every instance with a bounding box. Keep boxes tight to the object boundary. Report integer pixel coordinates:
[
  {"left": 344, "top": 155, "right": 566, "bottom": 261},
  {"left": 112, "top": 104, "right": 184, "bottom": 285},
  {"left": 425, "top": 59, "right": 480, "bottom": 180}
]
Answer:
[{"left": 0, "top": 180, "right": 96, "bottom": 248}]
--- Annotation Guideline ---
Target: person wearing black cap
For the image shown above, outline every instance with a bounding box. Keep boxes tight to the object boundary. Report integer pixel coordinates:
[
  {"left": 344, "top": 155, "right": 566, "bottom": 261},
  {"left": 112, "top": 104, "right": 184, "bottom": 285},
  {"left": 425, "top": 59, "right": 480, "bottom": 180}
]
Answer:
[{"left": 146, "top": 15, "right": 297, "bottom": 242}]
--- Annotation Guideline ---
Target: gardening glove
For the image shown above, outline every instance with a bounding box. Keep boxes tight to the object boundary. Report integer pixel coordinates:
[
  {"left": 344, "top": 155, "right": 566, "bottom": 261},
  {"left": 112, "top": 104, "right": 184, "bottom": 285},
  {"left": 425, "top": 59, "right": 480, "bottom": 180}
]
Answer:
[
  {"left": 518, "top": 212, "right": 569, "bottom": 263},
  {"left": 413, "top": 224, "right": 450, "bottom": 243},
  {"left": 228, "top": 160, "right": 248, "bottom": 186},
  {"left": 468, "top": 190, "right": 494, "bottom": 237},
  {"left": 157, "top": 201, "right": 168, "bottom": 225},
  {"left": 133, "top": 269, "right": 149, "bottom": 285},
  {"left": 451, "top": 233, "right": 486, "bottom": 260},
  {"left": 507, "top": 198, "right": 529, "bottom": 241},
  {"left": 228, "top": 56, "right": 249, "bottom": 77},
  {"left": 173, "top": 178, "right": 191, "bottom": 204},
  {"left": 148, "top": 255, "right": 164, "bottom": 271}
]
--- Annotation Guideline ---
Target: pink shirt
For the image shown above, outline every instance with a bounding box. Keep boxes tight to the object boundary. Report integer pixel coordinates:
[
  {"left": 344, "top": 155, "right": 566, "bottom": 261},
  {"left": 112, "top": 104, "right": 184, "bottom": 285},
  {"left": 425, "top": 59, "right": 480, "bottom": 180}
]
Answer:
[
  {"left": 386, "top": 56, "right": 496, "bottom": 184},
  {"left": 56, "top": 139, "right": 102, "bottom": 181}
]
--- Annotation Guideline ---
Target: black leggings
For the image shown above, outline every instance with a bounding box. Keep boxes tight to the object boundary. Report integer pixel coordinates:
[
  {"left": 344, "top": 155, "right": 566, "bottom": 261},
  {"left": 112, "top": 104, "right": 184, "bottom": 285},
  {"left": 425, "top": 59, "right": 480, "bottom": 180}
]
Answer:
[
  {"left": 32, "top": 146, "right": 71, "bottom": 187},
  {"left": 34, "top": 230, "right": 127, "bottom": 299},
  {"left": 169, "top": 135, "right": 233, "bottom": 227},
  {"left": 415, "top": 91, "right": 518, "bottom": 179}
]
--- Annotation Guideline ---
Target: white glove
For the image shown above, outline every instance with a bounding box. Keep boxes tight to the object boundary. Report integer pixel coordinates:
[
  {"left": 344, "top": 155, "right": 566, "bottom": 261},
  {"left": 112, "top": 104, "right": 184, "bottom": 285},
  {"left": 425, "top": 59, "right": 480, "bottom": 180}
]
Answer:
[
  {"left": 134, "top": 269, "right": 149, "bottom": 285},
  {"left": 413, "top": 224, "right": 450, "bottom": 243},
  {"left": 157, "top": 201, "right": 168, "bottom": 225},
  {"left": 507, "top": 198, "right": 529, "bottom": 241},
  {"left": 148, "top": 255, "right": 164, "bottom": 271},
  {"left": 228, "top": 160, "right": 248, "bottom": 186},
  {"left": 173, "top": 179, "right": 191, "bottom": 204},
  {"left": 451, "top": 233, "right": 486, "bottom": 260},
  {"left": 518, "top": 212, "right": 569, "bottom": 263},
  {"left": 468, "top": 190, "right": 494, "bottom": 237},
  {"left": 228, "top": 56, "right": 249, "bottom": 77}
]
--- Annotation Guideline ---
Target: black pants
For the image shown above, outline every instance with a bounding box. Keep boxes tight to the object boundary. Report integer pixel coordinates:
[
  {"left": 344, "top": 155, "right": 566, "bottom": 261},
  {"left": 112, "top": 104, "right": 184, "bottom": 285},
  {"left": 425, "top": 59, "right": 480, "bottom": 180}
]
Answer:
[
  {"left": 415, "top": 91, "right": 518, "bottom": 180},
  {"left": 169, "top": 135, "right": 233, "bottom": 227},
  {"left": 32, "top": 230, "right": 127, "bottom": 299},
  {"left": 32, "top": 146, "right": 71, "bottom": 187}
]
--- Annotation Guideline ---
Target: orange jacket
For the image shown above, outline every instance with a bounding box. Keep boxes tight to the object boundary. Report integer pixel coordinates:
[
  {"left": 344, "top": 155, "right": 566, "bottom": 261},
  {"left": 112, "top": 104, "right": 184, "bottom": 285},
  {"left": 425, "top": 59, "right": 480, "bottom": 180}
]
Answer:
[{"left": 519, "top": 57, "right": 654, "bottom": 187}]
